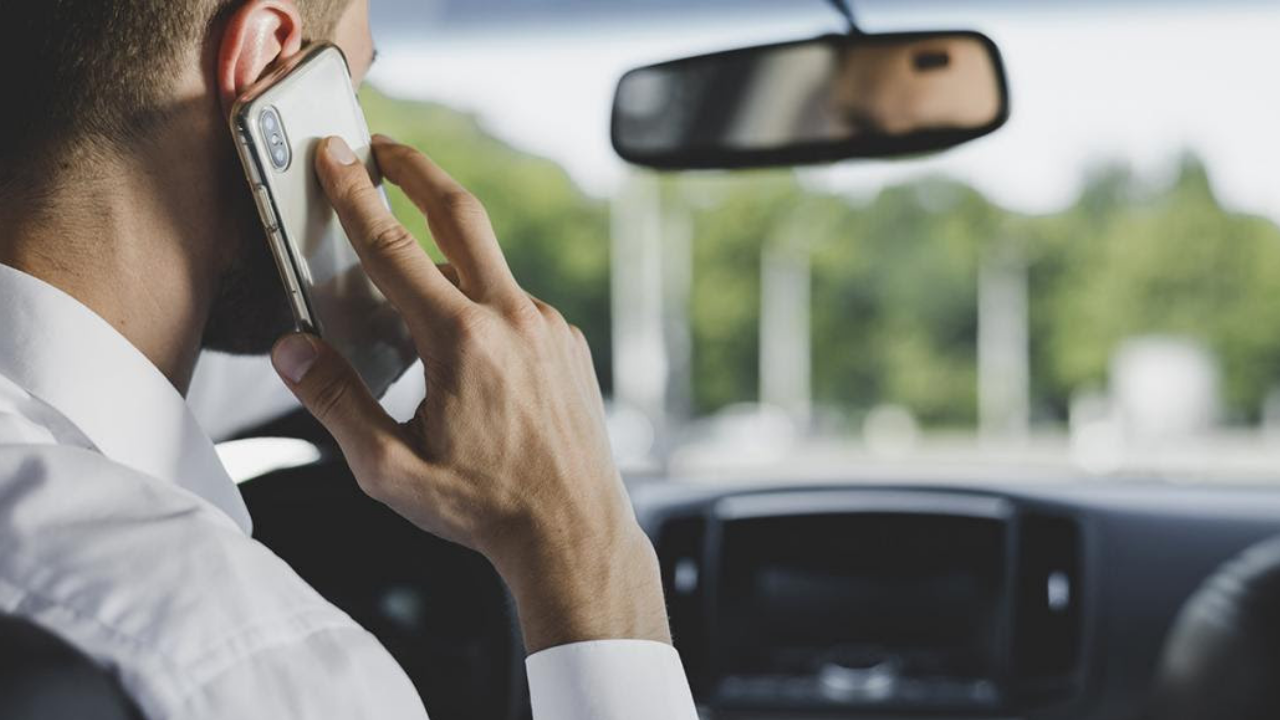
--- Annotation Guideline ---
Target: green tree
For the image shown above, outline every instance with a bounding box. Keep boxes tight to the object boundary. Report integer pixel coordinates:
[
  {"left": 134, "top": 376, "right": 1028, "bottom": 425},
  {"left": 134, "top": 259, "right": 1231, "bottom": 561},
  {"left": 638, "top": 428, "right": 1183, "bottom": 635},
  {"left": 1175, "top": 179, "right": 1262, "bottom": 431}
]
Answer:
[
  {"left": 676, "top": 171, "right": 806, "bottom": 414},
  {"left": 360, "top": 87, "right": 615, "bottom": 390},
  {"left": 1035, "top": 157, "right": 1280, "bottom": 421}
]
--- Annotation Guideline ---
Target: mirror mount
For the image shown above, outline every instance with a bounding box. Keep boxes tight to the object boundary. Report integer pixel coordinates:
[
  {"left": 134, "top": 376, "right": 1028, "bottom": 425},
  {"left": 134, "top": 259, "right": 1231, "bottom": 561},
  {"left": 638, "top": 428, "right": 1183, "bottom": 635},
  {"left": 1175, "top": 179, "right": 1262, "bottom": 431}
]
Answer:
[{"left": 823, "top": 0, "right": 862, "bottom": 35}]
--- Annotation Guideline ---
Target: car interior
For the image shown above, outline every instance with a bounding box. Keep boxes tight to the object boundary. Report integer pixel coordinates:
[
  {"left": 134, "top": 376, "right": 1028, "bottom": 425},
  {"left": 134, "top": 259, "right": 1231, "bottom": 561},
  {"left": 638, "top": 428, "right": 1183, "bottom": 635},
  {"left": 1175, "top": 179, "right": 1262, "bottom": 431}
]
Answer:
[{"left": 4, "top": 0, "right": 1279, "bottom": 719}]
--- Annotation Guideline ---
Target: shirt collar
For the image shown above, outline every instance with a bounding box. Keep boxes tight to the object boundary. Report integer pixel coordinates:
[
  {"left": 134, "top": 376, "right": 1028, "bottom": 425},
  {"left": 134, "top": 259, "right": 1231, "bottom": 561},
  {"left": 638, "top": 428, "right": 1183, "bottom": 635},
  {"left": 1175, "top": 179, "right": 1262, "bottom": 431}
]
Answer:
[{"left": 0, "top": 263, "right": 253, "bottom": 535}]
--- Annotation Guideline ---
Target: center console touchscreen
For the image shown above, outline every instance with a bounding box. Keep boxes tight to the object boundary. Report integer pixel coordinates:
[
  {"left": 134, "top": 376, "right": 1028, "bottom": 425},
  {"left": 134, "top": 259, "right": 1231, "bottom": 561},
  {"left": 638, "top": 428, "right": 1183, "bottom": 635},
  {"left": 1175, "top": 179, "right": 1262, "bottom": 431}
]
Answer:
[{"left": 713, "top": 511, "right": 1008, "bottom": 711}]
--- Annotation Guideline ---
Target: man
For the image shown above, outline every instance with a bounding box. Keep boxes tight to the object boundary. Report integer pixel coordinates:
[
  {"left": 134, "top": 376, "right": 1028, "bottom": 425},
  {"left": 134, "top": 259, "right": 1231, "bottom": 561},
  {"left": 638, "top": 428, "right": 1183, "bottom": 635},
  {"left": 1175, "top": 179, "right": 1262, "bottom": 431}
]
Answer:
[{"left": 0, "top": 1, "right": 697, "bottom": 718}]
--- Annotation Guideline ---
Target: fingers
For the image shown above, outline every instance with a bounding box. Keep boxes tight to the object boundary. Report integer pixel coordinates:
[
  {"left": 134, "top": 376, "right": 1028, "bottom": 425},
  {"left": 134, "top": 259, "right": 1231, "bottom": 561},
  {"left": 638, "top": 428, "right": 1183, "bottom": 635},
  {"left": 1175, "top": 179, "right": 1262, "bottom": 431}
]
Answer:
[
  {"left": 271, "top": 333, "right": 405, "bottom": 477},
  {"left": 371, "top": 135, "right": 520, "bottom": 305},
  {"left": 437, "top": 262, "right": 461, "bottom": 288},
  {"left": 314, "top": 137, "right": 465, "bottom": 323},
  {"left": 526, "top": 294, "right": 603, "bottom": 413}
]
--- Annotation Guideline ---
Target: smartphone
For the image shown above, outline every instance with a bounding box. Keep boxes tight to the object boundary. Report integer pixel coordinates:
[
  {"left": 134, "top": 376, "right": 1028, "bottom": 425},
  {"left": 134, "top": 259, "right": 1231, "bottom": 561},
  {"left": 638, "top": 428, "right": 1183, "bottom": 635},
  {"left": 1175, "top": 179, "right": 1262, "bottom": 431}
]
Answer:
[{"left": 230, "top": 43, "right": 416, "bottom": 398}]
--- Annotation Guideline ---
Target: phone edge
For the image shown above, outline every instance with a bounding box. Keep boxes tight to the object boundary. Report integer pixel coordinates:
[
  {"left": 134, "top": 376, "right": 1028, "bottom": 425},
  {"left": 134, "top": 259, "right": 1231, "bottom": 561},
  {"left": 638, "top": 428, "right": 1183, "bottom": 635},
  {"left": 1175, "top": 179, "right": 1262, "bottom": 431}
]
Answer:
[{"left": 227, "top": 46, "right": 349, "bottom": 337}]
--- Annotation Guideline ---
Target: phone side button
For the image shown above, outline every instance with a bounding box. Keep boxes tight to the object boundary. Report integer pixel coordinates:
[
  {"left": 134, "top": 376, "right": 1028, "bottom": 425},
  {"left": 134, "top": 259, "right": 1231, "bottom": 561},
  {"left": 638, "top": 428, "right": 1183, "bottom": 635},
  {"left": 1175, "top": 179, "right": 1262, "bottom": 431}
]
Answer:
[
  {"left": 266, "top": 227, "right": 295, "bottom": 289},
  {"left": 267, "top": 226, "right": 306, "bottom": 304},
  {"left": 253, "top": 184, "right": 280, "bottom": 231}
]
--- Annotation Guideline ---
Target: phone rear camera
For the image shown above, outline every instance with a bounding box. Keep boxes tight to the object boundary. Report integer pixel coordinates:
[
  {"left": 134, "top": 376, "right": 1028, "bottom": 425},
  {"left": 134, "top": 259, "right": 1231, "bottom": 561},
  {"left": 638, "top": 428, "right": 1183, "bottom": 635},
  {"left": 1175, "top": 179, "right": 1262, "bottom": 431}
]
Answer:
[{"left": 259, "top": 108, "right": 291, "bottom": 171}]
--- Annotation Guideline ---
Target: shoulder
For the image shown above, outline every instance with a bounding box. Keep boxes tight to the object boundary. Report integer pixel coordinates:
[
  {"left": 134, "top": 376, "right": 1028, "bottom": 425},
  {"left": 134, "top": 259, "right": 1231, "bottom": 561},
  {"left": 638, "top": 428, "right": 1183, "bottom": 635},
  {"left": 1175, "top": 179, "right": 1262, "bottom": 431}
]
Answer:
[{"left": 0, "top": 444, "right": 424, "bottom": 718}]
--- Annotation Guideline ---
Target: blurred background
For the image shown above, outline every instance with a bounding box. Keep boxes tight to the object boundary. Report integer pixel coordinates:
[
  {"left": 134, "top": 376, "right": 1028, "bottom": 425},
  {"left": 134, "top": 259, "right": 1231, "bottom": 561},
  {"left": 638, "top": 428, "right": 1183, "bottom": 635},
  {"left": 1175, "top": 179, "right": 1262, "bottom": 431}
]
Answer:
[{"left": 344, "top": 0, "right": 1280, "bottom": 482}]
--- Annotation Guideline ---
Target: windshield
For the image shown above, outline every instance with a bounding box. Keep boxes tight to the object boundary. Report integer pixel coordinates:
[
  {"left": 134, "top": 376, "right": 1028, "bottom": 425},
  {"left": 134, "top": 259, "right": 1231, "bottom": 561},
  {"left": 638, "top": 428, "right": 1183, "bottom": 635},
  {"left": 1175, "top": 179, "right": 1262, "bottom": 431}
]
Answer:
[{"left": 362, "top": 2, "right": 1280, "bottom": 484}]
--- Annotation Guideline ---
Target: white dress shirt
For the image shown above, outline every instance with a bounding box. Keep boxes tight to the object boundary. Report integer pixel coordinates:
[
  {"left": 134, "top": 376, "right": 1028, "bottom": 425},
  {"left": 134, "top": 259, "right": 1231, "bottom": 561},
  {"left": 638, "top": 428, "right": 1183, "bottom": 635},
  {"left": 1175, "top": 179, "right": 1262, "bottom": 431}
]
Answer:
[{"left": 0, "top": 263, "right": 699, "bottom": 720}]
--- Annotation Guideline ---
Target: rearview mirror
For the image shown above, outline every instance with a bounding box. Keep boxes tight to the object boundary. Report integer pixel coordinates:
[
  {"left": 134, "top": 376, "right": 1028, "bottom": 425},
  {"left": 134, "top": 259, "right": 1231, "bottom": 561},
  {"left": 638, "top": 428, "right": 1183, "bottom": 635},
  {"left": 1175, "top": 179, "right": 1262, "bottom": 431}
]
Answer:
[{"left": 611, "top": 32, "right": 1010, "bottom": 170}]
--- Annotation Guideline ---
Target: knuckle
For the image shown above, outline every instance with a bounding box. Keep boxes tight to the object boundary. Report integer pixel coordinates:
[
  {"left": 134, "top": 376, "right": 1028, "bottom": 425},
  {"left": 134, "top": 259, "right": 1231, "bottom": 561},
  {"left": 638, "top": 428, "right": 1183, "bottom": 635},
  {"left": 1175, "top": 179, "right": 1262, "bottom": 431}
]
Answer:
[
  {"left": 440, "top": 188, "right": 488, "bottom": 222},
  {"left": 541, "top": 304, "right": 569, "bottom": 330},
  {"left": 349, "top": 182, "right": 384, "bottom": 207},
  {"left": 506, "top": 298, "right": 546, "bottom": 333},
  {"left": 367, "top": 223, "right": 418, "bottom": 257},
  {"left": 534, "top": 298, "right": 559, "bottom": 319},
  {"left": 309, "top": 376, "right": 351, "bottom": 424},
  {"left": 576, "top": 332, "right": 596, "bottom": 364},
  {"left": 449, "top": 304, "right": 499, "bottom": 343},
  {"left": 335, "top": 170, "right": 373, "bottom": 205}
]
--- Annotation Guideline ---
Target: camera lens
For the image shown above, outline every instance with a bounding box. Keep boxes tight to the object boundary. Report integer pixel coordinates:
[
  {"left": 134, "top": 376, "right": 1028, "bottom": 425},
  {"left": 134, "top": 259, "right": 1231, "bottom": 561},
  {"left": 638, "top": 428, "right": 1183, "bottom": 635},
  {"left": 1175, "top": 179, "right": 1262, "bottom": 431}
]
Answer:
[{"left": 259, "top": 108, "right": 290, "bottom": 170}]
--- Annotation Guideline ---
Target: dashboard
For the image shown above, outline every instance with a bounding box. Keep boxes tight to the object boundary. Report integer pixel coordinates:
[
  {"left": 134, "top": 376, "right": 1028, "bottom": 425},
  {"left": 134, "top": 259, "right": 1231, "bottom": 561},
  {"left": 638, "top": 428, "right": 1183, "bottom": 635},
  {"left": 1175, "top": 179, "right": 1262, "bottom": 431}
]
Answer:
[
  {"left": 631, "top": 480, "right": 1280, "bottom": 720},
  {"left": 240, "top": 453, "right": 1280, "bottom": 720}
]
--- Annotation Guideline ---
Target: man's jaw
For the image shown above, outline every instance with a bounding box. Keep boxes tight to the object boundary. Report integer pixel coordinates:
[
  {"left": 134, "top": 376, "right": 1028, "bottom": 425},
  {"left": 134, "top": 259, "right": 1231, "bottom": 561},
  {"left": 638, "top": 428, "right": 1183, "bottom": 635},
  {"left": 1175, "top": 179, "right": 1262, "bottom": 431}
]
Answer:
[{"left": 201, "top": 216, "right": 296, "bottom": 356}]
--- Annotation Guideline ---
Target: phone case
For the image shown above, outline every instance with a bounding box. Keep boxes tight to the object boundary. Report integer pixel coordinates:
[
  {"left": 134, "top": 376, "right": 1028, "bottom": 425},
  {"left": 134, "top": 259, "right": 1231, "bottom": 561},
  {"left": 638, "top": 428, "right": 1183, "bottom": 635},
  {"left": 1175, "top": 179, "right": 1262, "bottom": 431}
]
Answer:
[{"left": 230, "top": 44, "right": 415, "bottom": 398}]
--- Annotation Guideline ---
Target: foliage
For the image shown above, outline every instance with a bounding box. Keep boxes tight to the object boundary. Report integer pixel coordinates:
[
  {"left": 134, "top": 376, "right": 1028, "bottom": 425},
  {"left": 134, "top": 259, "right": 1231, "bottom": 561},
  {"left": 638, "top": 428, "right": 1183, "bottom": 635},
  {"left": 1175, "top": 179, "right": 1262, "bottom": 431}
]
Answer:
[
  {"left": 1031, "top": 158, "right": 1280, "bottom": 422},
  {"left": 360, "top": 87, "right": 614, "bottom": 391}
]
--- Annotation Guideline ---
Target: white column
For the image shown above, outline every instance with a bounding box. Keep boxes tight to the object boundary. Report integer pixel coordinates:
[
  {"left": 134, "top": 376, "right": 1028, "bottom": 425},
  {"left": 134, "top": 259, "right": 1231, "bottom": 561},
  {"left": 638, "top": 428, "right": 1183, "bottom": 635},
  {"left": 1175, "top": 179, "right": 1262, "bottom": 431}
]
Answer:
[
  {"left": 759, "top": 239, "right": 812, "bottom": 424},
  {"left": 610, "top": 173, "right": 693, "bottom": 464},
  {"left": 978, "top": 240, "right": 1030, "bottom": 442}
]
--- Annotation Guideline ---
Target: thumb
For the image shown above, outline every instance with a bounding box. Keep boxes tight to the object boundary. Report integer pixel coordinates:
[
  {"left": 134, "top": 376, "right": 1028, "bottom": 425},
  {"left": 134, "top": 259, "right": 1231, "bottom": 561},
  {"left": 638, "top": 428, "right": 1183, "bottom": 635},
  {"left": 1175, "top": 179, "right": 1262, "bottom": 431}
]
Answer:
[{"left": 271, "top": 333, "right": 402, "bottom": 467}]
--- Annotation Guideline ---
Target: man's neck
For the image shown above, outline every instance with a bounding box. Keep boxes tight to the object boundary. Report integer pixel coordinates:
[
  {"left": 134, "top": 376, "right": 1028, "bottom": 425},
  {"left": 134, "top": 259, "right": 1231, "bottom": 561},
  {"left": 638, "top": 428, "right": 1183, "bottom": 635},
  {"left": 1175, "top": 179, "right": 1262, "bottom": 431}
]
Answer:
[{"left": 0, "top": 167, "right": 217, "bottom": 395}]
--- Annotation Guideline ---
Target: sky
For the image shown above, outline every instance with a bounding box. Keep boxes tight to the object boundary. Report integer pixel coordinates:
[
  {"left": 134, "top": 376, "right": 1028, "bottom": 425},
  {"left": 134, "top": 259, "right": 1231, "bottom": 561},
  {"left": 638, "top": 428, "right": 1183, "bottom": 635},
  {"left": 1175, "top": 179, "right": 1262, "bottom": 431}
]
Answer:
[
  {"left": 369, "top": 0, "right": 1278, "bottom": 28},
  {"left": 368, "top": 3, "right": 1280, "bottom": 221}
]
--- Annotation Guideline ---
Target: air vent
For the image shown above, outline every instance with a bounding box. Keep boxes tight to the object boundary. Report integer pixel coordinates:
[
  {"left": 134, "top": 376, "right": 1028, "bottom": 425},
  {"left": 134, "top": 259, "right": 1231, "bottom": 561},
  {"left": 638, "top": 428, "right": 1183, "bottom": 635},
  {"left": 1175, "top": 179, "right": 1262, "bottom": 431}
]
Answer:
[
  {"left": 654, "top": 514, "right": 710, "bottom": 694},
  {"left": 1011, "top": 512, "right": 1083, "bottom": 702}
]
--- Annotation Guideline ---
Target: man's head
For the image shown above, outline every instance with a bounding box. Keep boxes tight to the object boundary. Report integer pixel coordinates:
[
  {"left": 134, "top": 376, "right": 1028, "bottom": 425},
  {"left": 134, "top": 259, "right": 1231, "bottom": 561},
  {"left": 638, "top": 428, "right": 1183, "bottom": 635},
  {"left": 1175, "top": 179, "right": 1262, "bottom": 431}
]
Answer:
[{"left": 0, "top": 0, "right": 375, "bottom": 355}]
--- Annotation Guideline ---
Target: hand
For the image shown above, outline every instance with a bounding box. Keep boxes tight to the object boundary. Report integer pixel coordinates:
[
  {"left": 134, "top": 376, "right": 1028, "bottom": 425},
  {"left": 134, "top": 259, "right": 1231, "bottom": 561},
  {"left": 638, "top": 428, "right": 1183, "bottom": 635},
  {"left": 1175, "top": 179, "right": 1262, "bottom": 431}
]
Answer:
[{"left": 270, "top": 135, "right": 670, "bottom": 654}]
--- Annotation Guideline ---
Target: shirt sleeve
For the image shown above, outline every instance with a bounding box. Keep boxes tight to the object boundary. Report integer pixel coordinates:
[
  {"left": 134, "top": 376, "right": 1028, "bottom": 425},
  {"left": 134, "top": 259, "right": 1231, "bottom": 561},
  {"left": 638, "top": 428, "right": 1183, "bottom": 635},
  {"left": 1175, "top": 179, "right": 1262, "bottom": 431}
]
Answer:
[{"left": 526, "top": 640, "right": 700, "bottom": 720}]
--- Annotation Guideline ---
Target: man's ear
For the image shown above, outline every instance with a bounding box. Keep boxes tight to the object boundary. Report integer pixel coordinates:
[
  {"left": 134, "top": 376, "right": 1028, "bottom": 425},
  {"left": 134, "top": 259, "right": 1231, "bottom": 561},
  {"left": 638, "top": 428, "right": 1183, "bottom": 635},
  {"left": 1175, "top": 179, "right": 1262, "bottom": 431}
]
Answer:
[{"left": 217, "top": 0, "right": 304, "bottom": 116}]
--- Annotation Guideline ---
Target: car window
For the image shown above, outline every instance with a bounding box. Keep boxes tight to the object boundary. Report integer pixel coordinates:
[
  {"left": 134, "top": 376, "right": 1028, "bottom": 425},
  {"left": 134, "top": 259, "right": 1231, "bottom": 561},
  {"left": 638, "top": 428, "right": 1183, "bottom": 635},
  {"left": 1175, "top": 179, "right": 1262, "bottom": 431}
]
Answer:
[{"left": 361, "top": 2, "right": 1280, "bottom": 483}]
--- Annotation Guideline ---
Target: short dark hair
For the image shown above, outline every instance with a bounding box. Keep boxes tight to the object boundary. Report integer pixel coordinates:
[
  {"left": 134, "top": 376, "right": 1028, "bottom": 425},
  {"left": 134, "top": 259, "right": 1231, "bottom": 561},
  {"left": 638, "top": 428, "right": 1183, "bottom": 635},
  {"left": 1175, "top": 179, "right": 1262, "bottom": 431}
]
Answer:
[{"left": 0, "top": 0, "right": 349, "bottom": 186}]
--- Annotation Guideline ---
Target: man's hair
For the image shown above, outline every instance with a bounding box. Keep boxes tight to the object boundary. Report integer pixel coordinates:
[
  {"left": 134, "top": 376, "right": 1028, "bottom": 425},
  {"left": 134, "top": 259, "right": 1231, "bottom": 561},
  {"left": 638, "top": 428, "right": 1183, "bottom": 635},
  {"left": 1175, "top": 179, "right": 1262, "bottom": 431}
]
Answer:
[{"left": 1, "top": 0, "right": 348, "bottom": 186}]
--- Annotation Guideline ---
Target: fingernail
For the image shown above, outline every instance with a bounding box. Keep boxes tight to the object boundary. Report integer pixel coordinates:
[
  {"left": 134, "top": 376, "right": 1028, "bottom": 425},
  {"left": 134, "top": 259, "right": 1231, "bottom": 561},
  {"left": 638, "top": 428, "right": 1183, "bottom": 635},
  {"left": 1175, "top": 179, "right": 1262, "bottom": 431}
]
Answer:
[
  {"left": 326, "top": 137, "right": 359, "bottom": 166},
  {"left": 273, "top": 334, "right": 319, "bottom": 383}
]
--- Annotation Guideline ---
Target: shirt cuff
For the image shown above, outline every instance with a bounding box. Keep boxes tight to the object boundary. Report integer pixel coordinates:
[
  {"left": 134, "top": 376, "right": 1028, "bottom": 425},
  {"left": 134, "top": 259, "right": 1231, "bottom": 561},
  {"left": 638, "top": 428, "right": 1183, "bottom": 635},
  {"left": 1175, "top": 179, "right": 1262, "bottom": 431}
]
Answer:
[{"left": 526, "top": 640, "right": 700, "bottom": 720}]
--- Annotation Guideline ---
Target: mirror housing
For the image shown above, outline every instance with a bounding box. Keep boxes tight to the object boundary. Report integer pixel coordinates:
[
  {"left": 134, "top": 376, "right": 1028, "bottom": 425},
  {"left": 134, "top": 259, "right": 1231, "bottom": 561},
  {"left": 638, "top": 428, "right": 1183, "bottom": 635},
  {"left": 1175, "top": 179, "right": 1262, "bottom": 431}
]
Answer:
[{"left": 611, "top": 31, "right": 1010, "bottom": 170}]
